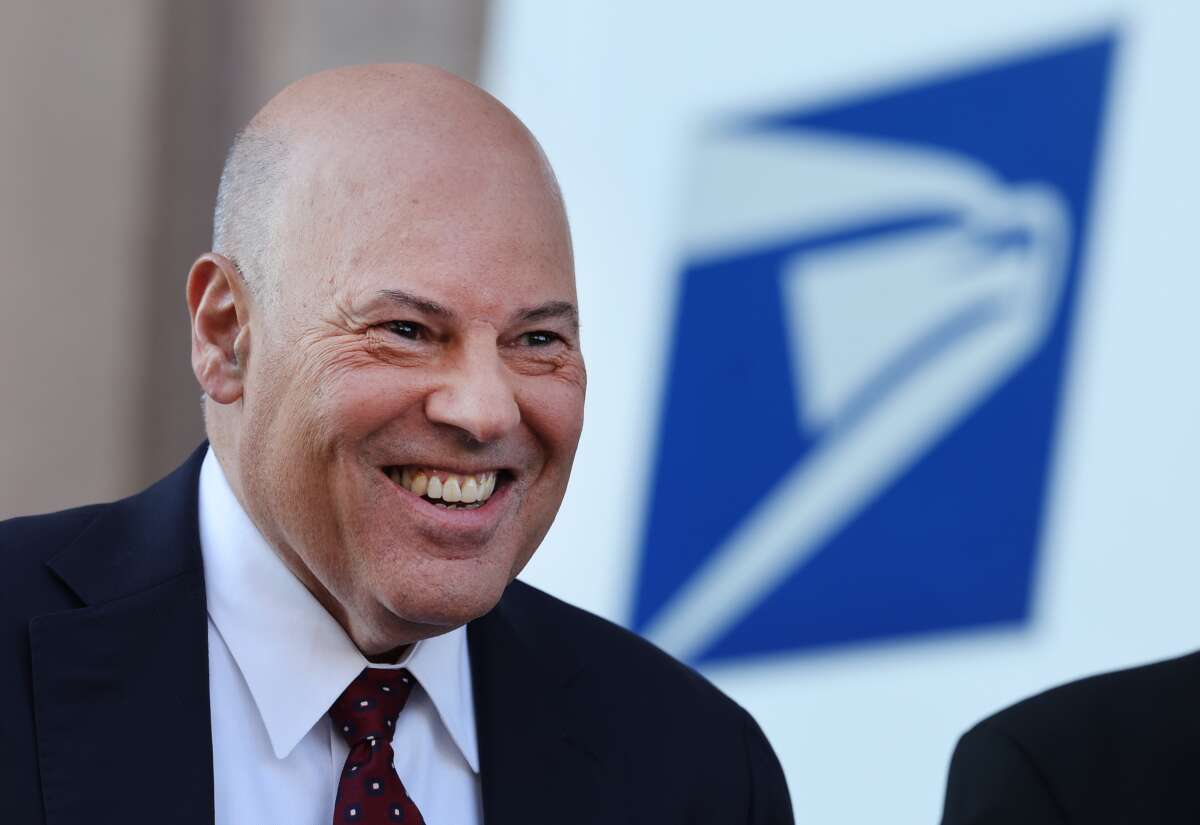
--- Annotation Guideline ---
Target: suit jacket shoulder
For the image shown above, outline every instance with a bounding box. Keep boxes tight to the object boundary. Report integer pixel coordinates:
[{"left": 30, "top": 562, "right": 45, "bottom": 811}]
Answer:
[
  {"left": 1, "top": 502, "right": 108, "bottom": 618},
  {"left": 501, "top": 579, "right": 748, "bottom": 716},
  {"left": 1, "top": 447, "right": 213, "bottom": 825},
  {"left": 471, "top": 579, "right": 794, "bottom": 824},
  {"left": 942, "top": 650, "right": 1200, "bottom": 824},
  {"left": 0, "top": 505, "right": 104, "bottom": 825}
]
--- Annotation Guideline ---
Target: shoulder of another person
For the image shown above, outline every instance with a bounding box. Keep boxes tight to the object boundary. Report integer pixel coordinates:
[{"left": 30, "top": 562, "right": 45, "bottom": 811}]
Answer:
[
  {"left": 945, "top": 649, "right": 1200, "bottom": 824},
  {"left": 975, "top": 649, "right": 1200, "bottom": 751}
]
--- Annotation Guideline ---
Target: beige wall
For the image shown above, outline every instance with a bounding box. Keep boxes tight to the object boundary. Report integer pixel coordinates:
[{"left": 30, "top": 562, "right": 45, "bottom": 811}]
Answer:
[{"left": 0, "top": 1, "right": 488, "bottom": 519}]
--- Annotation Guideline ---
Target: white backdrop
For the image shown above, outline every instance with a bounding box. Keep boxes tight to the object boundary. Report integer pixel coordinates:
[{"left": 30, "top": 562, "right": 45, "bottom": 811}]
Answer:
[{"left": 482, "top": 2, "right": 1200, "bottom": 821}]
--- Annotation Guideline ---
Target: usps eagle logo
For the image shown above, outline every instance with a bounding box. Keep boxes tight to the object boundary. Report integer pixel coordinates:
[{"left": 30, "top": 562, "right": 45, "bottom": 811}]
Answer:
[{"left": 633, "top": 35, "right": 1116, "bottom": 663}]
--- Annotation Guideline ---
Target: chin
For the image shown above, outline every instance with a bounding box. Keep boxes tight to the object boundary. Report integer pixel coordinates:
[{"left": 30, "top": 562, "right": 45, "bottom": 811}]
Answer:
[{"left": 374, "top": 561, "right": 515, "bottom": 635}]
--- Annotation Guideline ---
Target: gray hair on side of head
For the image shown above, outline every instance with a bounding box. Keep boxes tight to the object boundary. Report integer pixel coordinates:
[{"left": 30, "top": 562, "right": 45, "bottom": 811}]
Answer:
[{"left": 211, "top": 127, "right": 291, "bottom": 306}]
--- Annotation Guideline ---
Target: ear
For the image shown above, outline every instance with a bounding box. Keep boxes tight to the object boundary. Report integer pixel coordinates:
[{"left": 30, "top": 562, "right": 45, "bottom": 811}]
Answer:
[{"left": 186, "top": 253, "right": 253, "bottom": 404}]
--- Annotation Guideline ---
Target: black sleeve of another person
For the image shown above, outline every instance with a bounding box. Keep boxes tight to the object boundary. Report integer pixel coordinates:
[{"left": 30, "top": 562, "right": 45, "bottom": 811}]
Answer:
[{"left": 941, "top": 721, "right": 1068, "bottom": 825}]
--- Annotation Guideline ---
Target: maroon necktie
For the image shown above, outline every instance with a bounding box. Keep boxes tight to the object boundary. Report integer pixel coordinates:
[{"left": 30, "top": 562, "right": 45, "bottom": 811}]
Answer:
[{"left": 328, "top": 668, "right": 426, "bottom": 824}]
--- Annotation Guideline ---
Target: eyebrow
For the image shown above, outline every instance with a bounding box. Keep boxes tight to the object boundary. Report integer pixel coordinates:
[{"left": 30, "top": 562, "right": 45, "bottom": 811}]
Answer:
[
  {"left": 379, "top": 289, "right": 456, "bottom": 319},
  {"left": 514, "top": 300, "right": 579, "bottom": 331},
  {"left": 377, "top": 289, "right": 579, "bottom": 331}
]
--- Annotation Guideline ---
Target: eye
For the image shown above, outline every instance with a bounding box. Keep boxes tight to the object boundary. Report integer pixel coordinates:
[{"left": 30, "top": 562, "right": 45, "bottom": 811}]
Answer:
[
  {"left": 520, "top": 330, "right": 562, "bottom": 347},
  {"left": 384, "top": 320, "right": 428, "bottom": 340}
]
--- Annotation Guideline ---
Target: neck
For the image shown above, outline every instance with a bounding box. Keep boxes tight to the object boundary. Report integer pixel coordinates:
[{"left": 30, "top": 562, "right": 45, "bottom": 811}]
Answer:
[{"left": 366, "top": 645, "right": 411, "bottom": 665}]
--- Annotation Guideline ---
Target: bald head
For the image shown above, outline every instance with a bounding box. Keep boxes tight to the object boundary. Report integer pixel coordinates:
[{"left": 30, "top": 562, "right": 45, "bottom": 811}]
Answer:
[{"left": 212, "top": 64, "right": 567, "bottom": 305}]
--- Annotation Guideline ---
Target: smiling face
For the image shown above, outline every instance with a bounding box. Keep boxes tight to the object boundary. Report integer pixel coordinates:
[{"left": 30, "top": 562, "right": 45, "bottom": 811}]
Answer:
[{"left": 200, "top": 69, "right": 585, "bottom": 653}]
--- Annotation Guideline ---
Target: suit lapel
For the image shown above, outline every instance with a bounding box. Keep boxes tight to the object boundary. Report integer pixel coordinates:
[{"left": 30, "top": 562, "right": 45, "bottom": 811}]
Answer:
[
  {"left": 30, "top": 446, "right": 214, "bottom": 825},
  {"left": 468, "top": 590, "right": 628, "bottom": 825}
]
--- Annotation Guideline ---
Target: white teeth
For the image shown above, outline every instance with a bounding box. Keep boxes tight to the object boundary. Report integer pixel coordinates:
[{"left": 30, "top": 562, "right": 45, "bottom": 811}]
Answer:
[
  {"left": 460, "top": 478, "right": 479, "bottom": 504},
  {"left": 392, "top": 467, "right": 500, "bottom": 504}
]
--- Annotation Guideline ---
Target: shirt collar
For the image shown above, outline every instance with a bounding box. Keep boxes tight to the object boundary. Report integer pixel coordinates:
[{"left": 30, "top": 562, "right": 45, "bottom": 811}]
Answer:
[{"left": 198, "top": 447, "right": 479, "bottom": 771}]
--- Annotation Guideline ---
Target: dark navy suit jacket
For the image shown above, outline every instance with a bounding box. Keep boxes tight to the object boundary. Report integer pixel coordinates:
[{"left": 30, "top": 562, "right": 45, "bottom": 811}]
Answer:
[
  {"left": 1, "top": 446, "right": 793, "bottom": 824},
  {"left": 941, "top": 651, "right": 1200, "bottom": 824}
]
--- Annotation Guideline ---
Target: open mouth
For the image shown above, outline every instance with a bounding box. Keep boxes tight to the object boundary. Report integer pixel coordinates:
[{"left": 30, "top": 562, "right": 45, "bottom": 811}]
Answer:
[{"left": 384, "top": 466, "right": 509, "bottom": 510}]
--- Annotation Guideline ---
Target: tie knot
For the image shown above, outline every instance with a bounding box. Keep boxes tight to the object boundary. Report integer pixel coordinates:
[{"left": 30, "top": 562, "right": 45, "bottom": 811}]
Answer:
[{"left": 329, "top": 668, "right": 415, "bottom": 748}]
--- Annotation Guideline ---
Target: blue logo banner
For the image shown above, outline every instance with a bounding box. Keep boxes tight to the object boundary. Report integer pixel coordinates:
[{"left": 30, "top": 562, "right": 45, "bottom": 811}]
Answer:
[{"left": 633, "top": 35, "right": 1116, "bottom": 664}]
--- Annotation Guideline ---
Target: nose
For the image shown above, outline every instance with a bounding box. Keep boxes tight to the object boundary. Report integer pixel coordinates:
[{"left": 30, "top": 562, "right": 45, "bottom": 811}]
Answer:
[{"left": 424, "top": 344, "right": 521, "bottom": 444}]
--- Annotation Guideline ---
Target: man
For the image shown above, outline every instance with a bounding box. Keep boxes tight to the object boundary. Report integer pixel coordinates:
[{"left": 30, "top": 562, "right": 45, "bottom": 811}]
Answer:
[
  {"left": 941, "top": 651, "right": 1200, "bottom": 823},
  {"left": 0, "top": 65, "right": 793, "bottom": 824}
]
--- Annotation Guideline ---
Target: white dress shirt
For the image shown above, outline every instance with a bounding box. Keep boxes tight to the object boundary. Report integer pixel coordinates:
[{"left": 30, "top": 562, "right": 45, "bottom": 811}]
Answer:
[{"left": 198, "top": 448, "right": 482, "bottom": 825}]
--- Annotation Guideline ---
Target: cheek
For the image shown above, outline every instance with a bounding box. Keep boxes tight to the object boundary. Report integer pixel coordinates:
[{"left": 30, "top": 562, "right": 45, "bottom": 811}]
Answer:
[
  {"left": 287, "top": 350, "right": 430, "bottom": 450},
  {"left": 518, "top": 377, "right": 585, "bottom": 464},
  {"left": 327, "top": 368, "right": 435, "bottom": 443},
  {"left": 244, "top": 340, "right": 345, "bottom": 440}
]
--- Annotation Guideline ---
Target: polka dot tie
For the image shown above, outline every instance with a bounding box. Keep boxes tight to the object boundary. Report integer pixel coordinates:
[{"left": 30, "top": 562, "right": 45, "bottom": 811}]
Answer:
[{"left": 328, "top": 668, "right": 426, "bottom": 825}]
